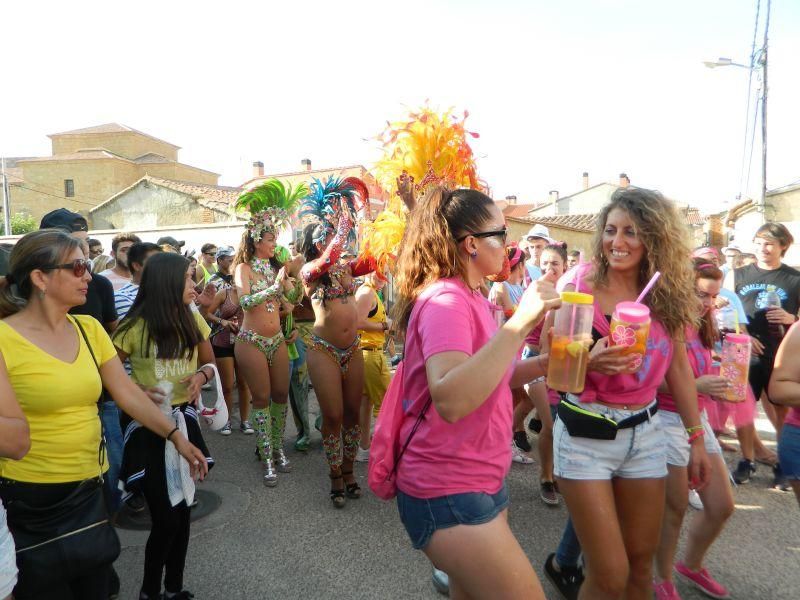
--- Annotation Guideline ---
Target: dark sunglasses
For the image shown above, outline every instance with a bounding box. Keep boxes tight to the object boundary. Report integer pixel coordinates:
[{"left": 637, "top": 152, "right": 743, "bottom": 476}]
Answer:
[
  {"left": 43, "top": 259, "right": 89, "bottom": 278},
  {"left": 457, "top": 227, "right": 508, "bottom": 243}
]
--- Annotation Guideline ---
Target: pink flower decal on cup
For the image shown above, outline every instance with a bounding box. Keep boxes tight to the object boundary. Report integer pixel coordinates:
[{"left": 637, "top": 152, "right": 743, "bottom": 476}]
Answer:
[
  {"left": 612, "top": 325, "right": 636, "bottom": 347},
  {"left": 722, "top": 364, "right": 740, "bottom": 381}
]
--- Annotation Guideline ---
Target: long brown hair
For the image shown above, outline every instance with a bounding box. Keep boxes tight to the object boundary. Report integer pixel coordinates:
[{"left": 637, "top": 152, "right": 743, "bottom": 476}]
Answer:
[
  {"left": 591, "top": 188, "right": 696, "bottom": 337},
  {"left": 393, "top": 186, "right": 495, "bottom": 331},
  {"left": 0, "top": 230, "right": 80, "bottom": 318},
  {"left": 693, "top": 258, "right": 723, "bottom": 349}
]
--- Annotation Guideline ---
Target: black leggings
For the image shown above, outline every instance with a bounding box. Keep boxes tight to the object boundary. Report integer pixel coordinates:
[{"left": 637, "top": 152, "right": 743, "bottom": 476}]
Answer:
[
  {"left": 0, "top": 480, "right": 110, "bottom": 600},
  {"left": 140, "top": 438, "right": 191, "bottom": 598}
]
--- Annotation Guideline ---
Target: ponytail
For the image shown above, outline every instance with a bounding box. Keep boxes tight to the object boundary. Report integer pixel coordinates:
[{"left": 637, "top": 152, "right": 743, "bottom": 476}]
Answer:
[{"left": 393, "top": 186, "right": 494, "bottom": 331}]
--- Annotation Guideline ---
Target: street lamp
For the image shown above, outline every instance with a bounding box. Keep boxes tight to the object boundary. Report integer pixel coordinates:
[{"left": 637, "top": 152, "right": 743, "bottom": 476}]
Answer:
[{"left": 703, "top": 0, "right": 770, "bottom": 222}]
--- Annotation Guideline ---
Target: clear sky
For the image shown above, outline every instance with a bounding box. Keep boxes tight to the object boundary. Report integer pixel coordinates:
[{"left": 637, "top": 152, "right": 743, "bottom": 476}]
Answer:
[{"left": 2, "top": 0, "right": 798, "bottom": 213}]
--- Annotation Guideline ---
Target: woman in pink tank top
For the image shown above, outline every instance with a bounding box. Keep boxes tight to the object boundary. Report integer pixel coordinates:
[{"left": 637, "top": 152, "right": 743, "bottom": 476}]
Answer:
[
  {"left": 653, "top": 259, "right": 736, "bottom": 599},
  {"left": 768, "top": 321, "right": 800, "bottom": 504},
  {"left": 543, "top": 188, "right": 712, "bottom": 599},
  {"left": 392, "top": 186, "right": 561, "bottom": 599}
]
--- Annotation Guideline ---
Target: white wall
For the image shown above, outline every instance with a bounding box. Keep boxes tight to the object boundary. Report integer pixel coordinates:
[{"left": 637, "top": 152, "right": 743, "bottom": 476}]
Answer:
[{"left": 0, "top": 222, "right": 295, "bottom": 258}]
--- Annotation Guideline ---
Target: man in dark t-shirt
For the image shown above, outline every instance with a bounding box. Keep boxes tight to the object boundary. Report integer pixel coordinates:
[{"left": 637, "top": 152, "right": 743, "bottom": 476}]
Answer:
[{"left": 724, "top": 222, "right": 800, "bottom": 489}]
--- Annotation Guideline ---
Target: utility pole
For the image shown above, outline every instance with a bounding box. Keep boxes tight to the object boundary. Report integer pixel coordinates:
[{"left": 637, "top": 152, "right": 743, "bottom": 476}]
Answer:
[
  {"left": 759, "top": 0, "right": 771, "bottom": 219},
  {"left": 1, "top": 158, "right": 11, "bottom": 236}
]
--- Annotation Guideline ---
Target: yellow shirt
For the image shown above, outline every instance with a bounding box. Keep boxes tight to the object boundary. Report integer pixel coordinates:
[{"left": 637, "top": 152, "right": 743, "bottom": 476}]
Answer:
[
  {"left": 359, "top": 285, "right": 387, "bottom": 350},
  {"left": 0, "top": 315, "right": 116, "bottom": 483},
  {"left": 114, "top": 311, "right": 211, "bottom": 406}
]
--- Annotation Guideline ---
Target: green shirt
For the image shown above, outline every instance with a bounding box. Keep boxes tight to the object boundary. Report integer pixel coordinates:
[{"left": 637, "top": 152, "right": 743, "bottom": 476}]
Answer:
[{"left": 114, "top": 311, "right": 211, "bottom": 405}]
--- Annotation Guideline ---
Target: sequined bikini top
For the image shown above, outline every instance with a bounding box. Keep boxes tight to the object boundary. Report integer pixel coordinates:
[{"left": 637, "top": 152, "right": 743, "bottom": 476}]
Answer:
[{"left": 310, "top": 262, "right": 358, "bottom": 303}]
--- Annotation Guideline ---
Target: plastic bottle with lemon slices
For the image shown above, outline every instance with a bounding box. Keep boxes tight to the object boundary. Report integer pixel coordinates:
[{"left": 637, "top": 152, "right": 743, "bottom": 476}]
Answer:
[{"left": 547, "top": 291, "right": 594, "bottom": 394}]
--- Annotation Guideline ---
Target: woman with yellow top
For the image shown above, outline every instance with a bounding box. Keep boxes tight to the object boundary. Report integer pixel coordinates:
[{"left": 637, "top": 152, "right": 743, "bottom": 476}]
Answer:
[
  {"left": 0, "top": 230, "right": 207, "bottom": 600},
  {"left": 354, "top": 272, "right": 392, "bottom": 461},
  {"left": 113, "top": 252, "right": 216, "bottom": 600}
]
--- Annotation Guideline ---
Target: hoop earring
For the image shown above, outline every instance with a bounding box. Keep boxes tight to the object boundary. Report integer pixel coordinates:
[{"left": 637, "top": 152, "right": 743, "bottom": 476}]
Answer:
[{"left": 39, "top": 289, "right": 46, "bottom": 299}]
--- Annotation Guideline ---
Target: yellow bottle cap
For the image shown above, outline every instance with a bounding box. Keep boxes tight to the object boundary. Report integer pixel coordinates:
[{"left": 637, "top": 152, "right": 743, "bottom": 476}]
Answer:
[{"left": 561, "top": 291, "right": 594, "bottom": 305}]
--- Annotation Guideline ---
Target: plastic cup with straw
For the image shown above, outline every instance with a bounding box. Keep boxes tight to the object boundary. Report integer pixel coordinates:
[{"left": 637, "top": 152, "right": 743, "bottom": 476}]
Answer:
[{"left": 608, "top": 271, "right": 660, "bottom": 363}]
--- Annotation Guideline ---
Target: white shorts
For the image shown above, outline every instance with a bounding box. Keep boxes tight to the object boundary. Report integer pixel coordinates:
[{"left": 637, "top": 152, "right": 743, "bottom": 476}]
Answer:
[
  {"left": 661, "top": 410, "right": 721, "bottom": 467},
  {"left": 0, "top": 504, "right": 17, "bottom": 599},
  {"left": 554, "top": 400, "right": 667, "bottom": 480}
]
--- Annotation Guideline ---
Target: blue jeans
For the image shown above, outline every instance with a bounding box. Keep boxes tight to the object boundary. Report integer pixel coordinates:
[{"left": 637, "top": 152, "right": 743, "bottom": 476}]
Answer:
[
  {"left": 101, "top": 400, "right": 124, "bottom": 513},
  {"left": 556, "top": 517, "right": 582, "bottom": 567},
  {"left": 397, "top": 484, "right": 509, "bottom": 550}
]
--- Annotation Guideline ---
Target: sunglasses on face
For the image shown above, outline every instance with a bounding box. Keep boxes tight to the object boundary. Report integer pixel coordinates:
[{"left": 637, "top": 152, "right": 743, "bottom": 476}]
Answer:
[
  {"left": 44, "top": 259, "right": 89, "bottom": 278},
  {"left": 457, "top": 227, "right": 508, "bottom": 244}
]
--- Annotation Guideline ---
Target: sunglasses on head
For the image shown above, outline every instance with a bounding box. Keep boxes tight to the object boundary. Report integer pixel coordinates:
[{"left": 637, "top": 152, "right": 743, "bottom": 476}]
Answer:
[
  {"left": 457, "top": 227, "right": 508, "bottom": 243},
  {"left": 43, "top": 259, "right": 89, "bottom": 278}
]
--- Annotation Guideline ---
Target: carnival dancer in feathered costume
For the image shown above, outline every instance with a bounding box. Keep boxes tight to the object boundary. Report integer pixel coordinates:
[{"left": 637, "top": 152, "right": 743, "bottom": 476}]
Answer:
[
  {"left": 232, "top": 179, "right": 307, "bottom": 487},
  {"left": 298, "top": 175, "right": 376, "bottom": 508}
]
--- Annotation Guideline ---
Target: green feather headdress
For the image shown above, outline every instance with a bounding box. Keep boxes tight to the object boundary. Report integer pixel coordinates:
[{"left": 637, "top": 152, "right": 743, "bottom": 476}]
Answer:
[{"left": 236, "top": 179, "right": 308, "bottom": 242}]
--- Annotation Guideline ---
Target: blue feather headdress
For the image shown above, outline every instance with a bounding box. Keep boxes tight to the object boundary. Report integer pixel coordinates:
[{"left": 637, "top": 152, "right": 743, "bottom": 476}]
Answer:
[{"left": 299, "top": 176, "right": 367, "bottom": 244}]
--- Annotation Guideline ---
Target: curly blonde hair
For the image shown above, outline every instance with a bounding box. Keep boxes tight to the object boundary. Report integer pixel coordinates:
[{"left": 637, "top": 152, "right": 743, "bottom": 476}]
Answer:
[
  {"left": 591, "top": 188, "right": 696, "bottom": 337},
  {"left": 392, "top": 186, "right": 495, "bottom": 331}
]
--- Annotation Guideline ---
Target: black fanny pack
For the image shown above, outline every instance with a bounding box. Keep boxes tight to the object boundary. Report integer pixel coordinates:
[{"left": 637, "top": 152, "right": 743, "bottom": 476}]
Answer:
[{"left": 557, "top": 398, "right": 658, "bottom": 440}]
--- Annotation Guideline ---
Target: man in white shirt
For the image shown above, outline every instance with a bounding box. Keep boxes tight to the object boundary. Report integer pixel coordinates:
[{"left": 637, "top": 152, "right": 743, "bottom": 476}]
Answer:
[
  {"left": 521, "top": 224, "right": 553, "bottom": 282},
  {"left": 114, "top": 242, "right": 162, "bottom": 320},
  {"left": 100, "top": 232, "right": 141, "bottom": 291}
]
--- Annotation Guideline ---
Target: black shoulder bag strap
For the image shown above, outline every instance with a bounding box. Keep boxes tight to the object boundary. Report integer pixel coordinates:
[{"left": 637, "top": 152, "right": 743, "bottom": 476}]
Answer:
[{"left": 72, "top": 316, "right": 107, "bottom": 477}]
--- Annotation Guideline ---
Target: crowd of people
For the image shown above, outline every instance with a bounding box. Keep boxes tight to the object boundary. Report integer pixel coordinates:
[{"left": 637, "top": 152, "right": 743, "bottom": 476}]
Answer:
[{"left": 0, "top": 177, "right": 798, "bottom": 600}]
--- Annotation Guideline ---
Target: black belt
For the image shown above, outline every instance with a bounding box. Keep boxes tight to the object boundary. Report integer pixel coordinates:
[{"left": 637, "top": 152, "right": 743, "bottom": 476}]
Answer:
[{"left": 616, "top": 403, "right": 658, "bottom": 429}]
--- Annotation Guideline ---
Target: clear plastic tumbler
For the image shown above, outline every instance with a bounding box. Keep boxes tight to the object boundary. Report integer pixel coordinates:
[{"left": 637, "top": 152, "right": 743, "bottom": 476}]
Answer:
[{"left": 547, "top": 292, "right": 595, "bottom": 394}]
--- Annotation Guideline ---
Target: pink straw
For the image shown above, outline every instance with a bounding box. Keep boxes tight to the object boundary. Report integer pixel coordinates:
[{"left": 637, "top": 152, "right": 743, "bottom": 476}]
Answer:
[{"left": 635, "top": 271, "right": 661, "bottom": 304}]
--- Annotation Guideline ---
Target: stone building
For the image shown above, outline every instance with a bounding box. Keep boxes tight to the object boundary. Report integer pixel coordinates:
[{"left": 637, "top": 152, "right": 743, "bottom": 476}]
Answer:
[
  {"left": 90, "top": 176, "right": 243, "bottom": 231},
  {"left": 5, "top": 123, "right": 219, "bottom": 222}
]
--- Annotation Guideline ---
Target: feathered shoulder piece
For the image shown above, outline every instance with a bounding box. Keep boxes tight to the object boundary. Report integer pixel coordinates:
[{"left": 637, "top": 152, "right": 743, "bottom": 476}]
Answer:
[{"left": 236, "top": 179, "right": 307, "bottom": 242}]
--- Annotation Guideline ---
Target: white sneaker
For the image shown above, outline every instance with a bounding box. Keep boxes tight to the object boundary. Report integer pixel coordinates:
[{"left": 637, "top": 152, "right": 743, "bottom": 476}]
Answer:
[
  {"left": 512, "top": 443, "right": 535, "bottom": 464},
  {"left": 688, "top": 489, "right": 704, "bottom": 511},
  {"left": 355, "top": 446, "right": 370, "bottom": 463},
  {"left": 219, "top": 421, "right": 232, "bottom": 436}
]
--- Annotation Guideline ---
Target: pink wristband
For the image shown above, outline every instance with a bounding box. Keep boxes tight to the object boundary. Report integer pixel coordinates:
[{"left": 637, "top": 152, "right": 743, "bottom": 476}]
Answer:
[{"left": 687, "top": 430, "right": 705, "bottom": 444}]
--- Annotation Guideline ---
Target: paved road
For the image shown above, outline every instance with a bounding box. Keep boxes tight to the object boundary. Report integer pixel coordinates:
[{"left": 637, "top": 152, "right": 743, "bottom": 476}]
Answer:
[{"left": 114, "top": 394, "right": 800, "bottom": 599}]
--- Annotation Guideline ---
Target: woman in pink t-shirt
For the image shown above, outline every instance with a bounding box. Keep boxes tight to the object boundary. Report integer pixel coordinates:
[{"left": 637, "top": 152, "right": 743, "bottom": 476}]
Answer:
[
  {"left": 545, "top": 188, "right": 712, "bottom": 600},
  {"left": 654, "top": 259, "right": 735, "bottom": 599},
  {"left": 392, "top": 186, "right": 561, "bottom": 599},
  {"left": 768, "top": 321, "right": 800, "bottom": 504}
]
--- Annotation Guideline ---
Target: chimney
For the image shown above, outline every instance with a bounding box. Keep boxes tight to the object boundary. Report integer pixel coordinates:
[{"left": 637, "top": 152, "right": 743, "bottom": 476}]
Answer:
[
  {"left": 301, "top": 158, "right": 312, "bottom": 172},
  {"left": 619, "top": 172, "right": 630, "bottom": 188},
  {"left": 505, "top": 195, "right": 517, "bottom": 205},
  {"left": 582, "top": 171, "right": 589, "bottom": 190},
  {"left": 549, "top": 190, "right": 559, "bottom": 203},
  {"left": 253, "top": 161, "right": 264, "bottom": 178}
]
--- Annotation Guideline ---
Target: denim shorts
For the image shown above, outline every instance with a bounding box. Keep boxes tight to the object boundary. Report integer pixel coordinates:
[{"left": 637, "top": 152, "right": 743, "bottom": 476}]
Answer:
[
  {"left": 0, "top": 505, "right": 16, "bottom": 599},
  {"left": 396, "top": 484, "right": 509, "bottom": 550},
  {"left": 521, "top": 346, "right": 545, "bottom": 384},
  {"left": 778, "top": 424, "right": 800, "bottom": 480},
  {"left": 661, "top": 410, "right": 721, "bottom": 467},
  {"left": 554, "top": 399, "right": 667, "bottom": 479}
]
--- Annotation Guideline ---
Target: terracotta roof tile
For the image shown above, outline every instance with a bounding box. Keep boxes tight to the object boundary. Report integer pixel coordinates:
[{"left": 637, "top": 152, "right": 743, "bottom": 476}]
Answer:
[
  {"left": 501, "top": 204, "right": 540, "bottom": 218},
  {"left": 17, "top": 150, "right": 134, "bottom": 164},
  {"left": 509, "top": 213, "right": 598, "bottom": 233},
  {"left": 134, "top": 153, "right": 171, "bottom": 164}
]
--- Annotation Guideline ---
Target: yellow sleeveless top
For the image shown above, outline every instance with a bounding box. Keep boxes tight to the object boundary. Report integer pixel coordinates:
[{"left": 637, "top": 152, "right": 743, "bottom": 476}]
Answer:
[{"left": 359, "top": 284, "right": 386, "bottom": 350}]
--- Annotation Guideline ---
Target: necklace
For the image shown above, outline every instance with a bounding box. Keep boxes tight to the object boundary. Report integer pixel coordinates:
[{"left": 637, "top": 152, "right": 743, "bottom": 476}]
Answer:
[{"left": 251, "top": 257, "right": 275, "bottom": 281}]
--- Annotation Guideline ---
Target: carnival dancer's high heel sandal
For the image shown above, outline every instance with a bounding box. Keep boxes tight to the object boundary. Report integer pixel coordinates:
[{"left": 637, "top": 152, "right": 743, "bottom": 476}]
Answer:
[
  {"left": 330, "top": 473, "right": 346, "bottom": 508},
  {"left": 342, "top": 470, "right": 362, "bottom": 499}
]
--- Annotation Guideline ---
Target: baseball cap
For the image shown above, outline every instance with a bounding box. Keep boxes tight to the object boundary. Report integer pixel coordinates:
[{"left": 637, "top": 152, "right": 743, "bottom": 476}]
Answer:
[
  {"left": 215, "top": 246, "right": 235, "bottom": 260},
  {"left": 523, "top": 224, "right": 553, "bottom": 243},
  {"left": 156, "top": 236, "right": 185, "bottom": 250},
  {"left": 721, "top": 244, "right": 742, "bottom": 254},
  {"left": 691, "top": 246, "right": 719, "bottom": 259},
  {"left": 39, "top": 208, "right": 88, "bottom": 233}
]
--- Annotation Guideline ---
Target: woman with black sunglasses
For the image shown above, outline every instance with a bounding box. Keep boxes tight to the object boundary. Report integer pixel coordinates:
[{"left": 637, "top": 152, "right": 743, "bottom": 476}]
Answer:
[
  {"left": 0, "top": 230, "right": 208, "bottom": 600},
  {"left": 391, "top": 187, "right": 558, "bottom": 599}
]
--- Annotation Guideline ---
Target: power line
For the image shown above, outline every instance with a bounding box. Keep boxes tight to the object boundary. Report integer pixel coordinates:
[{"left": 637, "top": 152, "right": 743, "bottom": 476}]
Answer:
[
  {"left": 738, "top": 0, "right": 762, "bottom": 199},
  {"left": 14, "top": 184, "right": 99, "bottom": 208}
]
